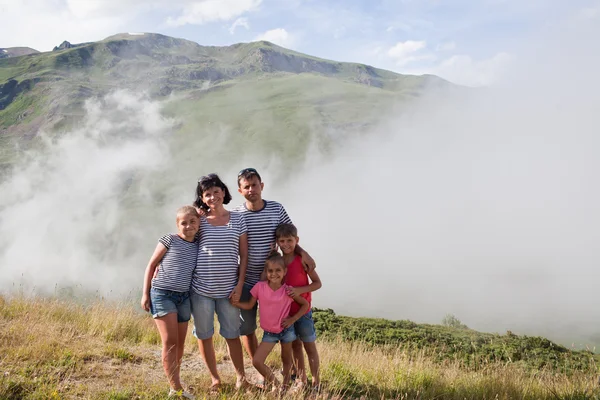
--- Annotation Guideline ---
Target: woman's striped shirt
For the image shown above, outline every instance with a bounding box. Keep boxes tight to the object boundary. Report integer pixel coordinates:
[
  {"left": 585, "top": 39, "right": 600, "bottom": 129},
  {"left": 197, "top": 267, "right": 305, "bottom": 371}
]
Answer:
[
  {"left": 191, "top": 212, "right": 247, "bottom": 298},
  {"left": 151, "top": 234, "right": 199, "bottom": 293}
]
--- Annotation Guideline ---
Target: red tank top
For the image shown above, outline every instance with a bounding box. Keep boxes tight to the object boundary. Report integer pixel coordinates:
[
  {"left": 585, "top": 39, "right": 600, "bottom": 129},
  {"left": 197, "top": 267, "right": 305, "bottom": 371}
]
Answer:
[{"left": 284, "top": 255, "right": 311, "bottom": 315}]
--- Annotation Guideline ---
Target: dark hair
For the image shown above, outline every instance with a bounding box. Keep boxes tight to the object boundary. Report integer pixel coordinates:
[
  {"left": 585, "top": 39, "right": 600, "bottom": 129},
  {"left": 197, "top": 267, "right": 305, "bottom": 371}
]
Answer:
[
  {"left": 275, "top": 223, "right": 298, "bottom": 239},
  {"left": 265, "top": 252, "right": 286, "bottom": 269},
  {"left": 194, "top": 173, "right": 232, "bottom": 211},
  {"left": 237, "top": 167, "right": 262, "bottom": 187}
]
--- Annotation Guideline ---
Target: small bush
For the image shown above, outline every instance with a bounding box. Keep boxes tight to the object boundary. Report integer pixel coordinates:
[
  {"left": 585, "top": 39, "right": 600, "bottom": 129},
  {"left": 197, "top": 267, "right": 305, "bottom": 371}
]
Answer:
[{"left": 442, "top": 314, "right": 469, "bottom": 329}]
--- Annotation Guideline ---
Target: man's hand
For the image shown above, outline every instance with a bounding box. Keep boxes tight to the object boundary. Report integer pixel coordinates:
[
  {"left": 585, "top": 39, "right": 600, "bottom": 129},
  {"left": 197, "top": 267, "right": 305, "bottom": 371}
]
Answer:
[
  {"left": 286, "top": 286, "right": 301, "bottom": 298},
  {"left": 301, "top": 251, "right": 316, "bottom": 273},
  {"left": 281, "top": 317, "right": 295, "bottom": 329},
  {"left": 140, "top": 294, "right": 151, "bottom": 312}
]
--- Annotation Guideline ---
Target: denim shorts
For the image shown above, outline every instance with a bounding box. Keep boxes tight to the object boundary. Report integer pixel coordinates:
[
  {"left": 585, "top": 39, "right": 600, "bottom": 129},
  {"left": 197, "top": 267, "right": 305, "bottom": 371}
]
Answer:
[
  {"left": 149, "top": 287, "right": 191, "bottom": 323},
  {"left": 294, "top": 310, "right": 317, "bottom": 343},
  {"left": 190, "top": 293, "right": 241, "bottom": 340},
  {"left": 262, "top": 326, "right": 297, "bottom": 344},
  {"left": 240, "top": 283, "right": 258, "bottom": 336}
]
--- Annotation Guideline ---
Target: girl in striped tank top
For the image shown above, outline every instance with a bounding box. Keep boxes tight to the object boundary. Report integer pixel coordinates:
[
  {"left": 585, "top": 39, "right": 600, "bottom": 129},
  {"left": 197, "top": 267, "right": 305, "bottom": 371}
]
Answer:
[{"left": 141, "top": 206, "right": 199, "bottom": 399}]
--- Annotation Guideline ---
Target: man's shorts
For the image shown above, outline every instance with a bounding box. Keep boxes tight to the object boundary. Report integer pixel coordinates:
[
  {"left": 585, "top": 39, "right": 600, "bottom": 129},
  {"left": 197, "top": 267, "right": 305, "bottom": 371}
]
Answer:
[
  {"left": 262, "top": 326, "right": 297, "bottom": 344},
  {"left": 149, "top": 287, "right": 191, "bottom": 323},
  {"left": 294, "top": 310, "right": 317, "bottom": 342},
  {"left": 190, "top": 292, "right": 241, "bottom": 340},
  {"left": 239, "top": 283, "right": 258, "bottom": 336}
]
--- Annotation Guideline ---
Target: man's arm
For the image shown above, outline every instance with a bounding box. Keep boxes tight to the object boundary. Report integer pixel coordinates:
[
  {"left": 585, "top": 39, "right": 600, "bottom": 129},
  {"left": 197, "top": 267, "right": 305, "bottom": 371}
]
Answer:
[
  {"left": 294, "top": 244, "right": 316, "bottom": 272},
  {"left": 279, "top": 203, "right": 316, "bottom": 272}
]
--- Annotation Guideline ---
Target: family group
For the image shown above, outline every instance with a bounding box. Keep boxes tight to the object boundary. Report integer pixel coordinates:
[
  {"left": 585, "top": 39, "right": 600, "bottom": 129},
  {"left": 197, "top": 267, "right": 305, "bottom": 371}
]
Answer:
[{"left": 140, "top": 168, "right": 322, "bottom": 399}]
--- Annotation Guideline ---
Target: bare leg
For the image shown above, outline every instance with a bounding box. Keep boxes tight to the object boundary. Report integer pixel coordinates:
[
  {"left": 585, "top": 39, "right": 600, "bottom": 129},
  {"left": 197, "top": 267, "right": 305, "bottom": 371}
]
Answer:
[
  {"left": 241, "top": 332, "right": 258, "bottom": 358},
  {"left": 252, "top": 342, "right": 278, "bottom": 387},
  {"left": 292, "top": 339, "right": 307, "bottom": 384},
  {"left": 280, "top": 342, "right": 294, "bottom": 389},
  {"left": 175, "top": 322, "right": 188, "bottom": 384},
  {"left": 197, "top": 337, "right": 221, "bottom": 388},
  {"left": 154, "top": 313, "right": 183, "bottom": 390},
  {"left": 242, "top": 332, "right": 263, "bottom": 382},
  {"left": 303, "top": 342, "right": 320, "bottom": 387},
  {"left": 225, "top": 337, "right": 247, "bottom": 388}
]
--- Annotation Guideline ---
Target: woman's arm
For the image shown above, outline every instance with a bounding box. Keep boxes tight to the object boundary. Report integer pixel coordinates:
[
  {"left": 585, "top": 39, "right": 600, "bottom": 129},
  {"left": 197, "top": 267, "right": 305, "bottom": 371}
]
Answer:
[
  {"left": 286, "top": 269, "right": 322, "bottom": 298},
  {"left": 140, "top": 243, "right": 168, "bottom": 311},
  {"left": 232, "top": 295, "right": 257, "bottom": 310},
  {"left": 230, "top": 232, "right": 248, "bottom": 302}
]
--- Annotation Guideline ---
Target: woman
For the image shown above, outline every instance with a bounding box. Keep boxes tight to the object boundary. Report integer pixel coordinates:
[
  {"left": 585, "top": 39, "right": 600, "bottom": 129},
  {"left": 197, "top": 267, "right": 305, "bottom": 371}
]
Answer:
[{"left": 190, "top": 174, "right": 248, "bottom": 391}]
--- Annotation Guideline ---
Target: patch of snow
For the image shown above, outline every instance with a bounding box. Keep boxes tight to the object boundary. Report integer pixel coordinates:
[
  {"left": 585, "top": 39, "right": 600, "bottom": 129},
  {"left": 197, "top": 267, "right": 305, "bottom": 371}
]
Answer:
[
  {"left": 128, "top": 32, "right": 144, "bottom": 36},
  {"left": 2, "top": 50, "right": 7, "bottom": 53}
]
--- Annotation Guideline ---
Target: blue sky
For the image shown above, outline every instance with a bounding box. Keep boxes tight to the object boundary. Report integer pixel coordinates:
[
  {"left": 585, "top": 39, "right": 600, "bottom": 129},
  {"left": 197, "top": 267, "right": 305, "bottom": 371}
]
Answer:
[{"left": 1, "top": 0, "right": 598, "bottom": 85}]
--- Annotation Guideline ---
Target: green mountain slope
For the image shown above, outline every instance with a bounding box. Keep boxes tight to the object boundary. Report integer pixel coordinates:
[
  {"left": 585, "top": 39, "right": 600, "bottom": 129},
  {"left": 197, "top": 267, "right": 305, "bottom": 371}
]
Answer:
[{"left": 0, "top": 32, "right": 453, "bottom": 168}]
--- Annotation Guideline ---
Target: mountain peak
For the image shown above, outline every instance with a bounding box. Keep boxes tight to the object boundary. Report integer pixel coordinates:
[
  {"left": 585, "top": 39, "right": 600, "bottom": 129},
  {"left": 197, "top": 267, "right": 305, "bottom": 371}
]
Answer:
[{"left": 0, "top": 47, "right": 40, "bottom": 59}]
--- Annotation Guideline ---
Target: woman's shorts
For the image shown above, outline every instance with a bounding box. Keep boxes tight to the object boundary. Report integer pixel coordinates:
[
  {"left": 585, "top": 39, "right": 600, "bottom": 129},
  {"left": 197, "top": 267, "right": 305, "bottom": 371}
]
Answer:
[
  {"left": 149, "top": 288, "right": 191, "bottom": 323},
  {"left": 294, "top": 310, "right": 317, "bottom": 343},
  {"left": 262, "top": 326, "right": 297, "bottom": 344},
  {"left": 190, "top": 293, "right": 241, "bottom": 340}
]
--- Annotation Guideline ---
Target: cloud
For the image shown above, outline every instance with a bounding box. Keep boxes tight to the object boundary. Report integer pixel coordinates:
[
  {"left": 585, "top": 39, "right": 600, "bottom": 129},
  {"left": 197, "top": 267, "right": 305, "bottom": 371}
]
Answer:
[
  {"left": 229, "top": 17, "right": 250, "bottom": 34},
  {"left": 387, "top": 40, "right": 433, "bottom": 66},
  {"left": 436, "top": 41, "right": 456, "bottom": 52},
  {"left": 64, "top": 0, "right": 148, "bottom": 19},
  {"left": 0, "top": 91, "right": 176, "bottom": 295},
  {"left": 385, "top": 22, "right": 414, "bottom": 33},
  {"left": 433, "top": 52, "right": 514, "bottom": 87},
  {"left": 0, "top": 0, "right": 130, "bottom": 51},
  {"left": 167, "top": 0, "right": 262, "bottom": 27},
  {"left": 254, "top": 28, "right": 296, "bottom": 48}
]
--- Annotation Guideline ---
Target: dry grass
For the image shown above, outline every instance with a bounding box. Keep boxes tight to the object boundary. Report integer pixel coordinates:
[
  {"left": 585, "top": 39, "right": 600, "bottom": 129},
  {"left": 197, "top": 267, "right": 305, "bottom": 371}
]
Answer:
[{"left": 0, "top": 295, "right": 598, "bottom": 400}]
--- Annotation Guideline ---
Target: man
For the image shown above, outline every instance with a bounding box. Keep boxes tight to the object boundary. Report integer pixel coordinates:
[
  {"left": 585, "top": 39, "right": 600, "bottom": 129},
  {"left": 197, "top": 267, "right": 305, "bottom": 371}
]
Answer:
[{"left": 234, "top": 167, "right": 316, "bottom": 364}]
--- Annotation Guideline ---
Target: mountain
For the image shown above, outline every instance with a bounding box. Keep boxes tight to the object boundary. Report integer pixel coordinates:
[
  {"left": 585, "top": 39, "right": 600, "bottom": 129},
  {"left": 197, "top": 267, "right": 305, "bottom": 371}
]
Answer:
[
  {"left": 0, "top": 32, "right": 454, "bottom": 168},
  {"left": 0, "top": 47, "right": 39, "bottom": 59}
]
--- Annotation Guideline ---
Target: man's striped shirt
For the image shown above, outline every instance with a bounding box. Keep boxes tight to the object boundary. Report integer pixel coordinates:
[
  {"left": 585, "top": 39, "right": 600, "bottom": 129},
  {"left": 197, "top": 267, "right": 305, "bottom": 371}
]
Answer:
[
  {"left": 191, "top": 212, "right": 247, "bottom": 298},
  {"left": 233, "top": 200, "right": 291, "bottom": 286},
  {"left": 151, "top": 234, "right": 199, "bottom": 293}
]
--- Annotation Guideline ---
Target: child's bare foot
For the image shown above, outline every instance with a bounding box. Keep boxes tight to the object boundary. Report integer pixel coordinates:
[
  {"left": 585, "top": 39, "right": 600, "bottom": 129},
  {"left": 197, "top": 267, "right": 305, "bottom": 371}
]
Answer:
[
  {"left": 209, "top": 380, "right": 221, "bottom": 393},
  {"left": 278, "top": 384, "right": 290, "bottom": 396},
  {"left": 235, "top": 376, "right": 250, "bottom": 391},
  {"left": 290, "top": 380, "right": 307, "bottom": 393}
]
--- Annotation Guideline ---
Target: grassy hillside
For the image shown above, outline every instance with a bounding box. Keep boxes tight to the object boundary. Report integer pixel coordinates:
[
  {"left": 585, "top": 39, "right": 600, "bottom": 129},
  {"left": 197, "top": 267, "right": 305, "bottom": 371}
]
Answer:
[
  {"left": 1, "top": 295, "right": 597, "bottom": 400},
  {"left": 0, "top": 33, "right": 452, "bottom": 169}
]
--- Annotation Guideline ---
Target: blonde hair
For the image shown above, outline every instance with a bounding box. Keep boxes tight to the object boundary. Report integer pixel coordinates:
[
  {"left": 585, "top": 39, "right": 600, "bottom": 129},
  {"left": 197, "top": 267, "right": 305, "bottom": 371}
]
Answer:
[{"left": 176, "top": 205, "right": 199, "bottom": 221}]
